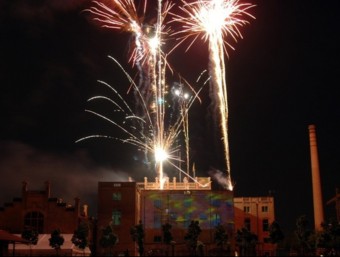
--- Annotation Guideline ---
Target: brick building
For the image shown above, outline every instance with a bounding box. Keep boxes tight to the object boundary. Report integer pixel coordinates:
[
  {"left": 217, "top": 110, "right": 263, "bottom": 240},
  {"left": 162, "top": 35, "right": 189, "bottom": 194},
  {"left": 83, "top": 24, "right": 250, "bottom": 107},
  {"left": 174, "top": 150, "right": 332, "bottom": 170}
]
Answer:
[
  {"left": 0, "top": 180, "right": 277, "bottom": 256},
  {"left": 97, "top": 177, "right": 235, "bottom": 256},
  {"left": 234, "top": 196, "right": 276, "bottom": 256},
  {"left": 0, "top": 181, "right": 85, "bottom": 234}
]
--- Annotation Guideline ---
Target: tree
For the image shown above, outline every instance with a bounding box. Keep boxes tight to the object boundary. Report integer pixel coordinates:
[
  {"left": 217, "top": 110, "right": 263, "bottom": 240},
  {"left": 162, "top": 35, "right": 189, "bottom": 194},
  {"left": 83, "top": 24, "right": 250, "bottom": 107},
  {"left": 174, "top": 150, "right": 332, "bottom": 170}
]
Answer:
[
  {"left": 316, "top": 218, "right": 340, "bottom": 255},
  {"left": 214, "top": 223, "right": 229, "bottom": 249},
  {"left": 269, "top": 220, "right": 284, "bottom": 244},
  {"left": 162, "top": 222, "right": 174, "bottom": 256},
  {"left": 130, "top": 220, "right": 145, "bottom": 256},
  {"left": 99, "top": 223, "right": 118, "bottom": 256},
  {"left": 49, "top": 229, "right": 65, "bottom": 256},
  {"left": 162, "top": 222, "right": 173, "bottom": 245},
  {"left": 22, "top": 226, "right": 39, "bottom": 256},
  {"left": 21, "top": 226, "right": 39, "bottom": 245},
  {"left": 72, "top": 222, "right": 89, "bottom": 255},
  {"left": 184, "top": 220, "right": 202, "bottom": 256},
  {"left": 268, "top": 220, "right": 284, "bottom": 256},
  {"left": 294, "top": 215, "right": 314, "bottom": 256},
  {"left": 235, "top": 227, "right": 258, "bottom": 256}
]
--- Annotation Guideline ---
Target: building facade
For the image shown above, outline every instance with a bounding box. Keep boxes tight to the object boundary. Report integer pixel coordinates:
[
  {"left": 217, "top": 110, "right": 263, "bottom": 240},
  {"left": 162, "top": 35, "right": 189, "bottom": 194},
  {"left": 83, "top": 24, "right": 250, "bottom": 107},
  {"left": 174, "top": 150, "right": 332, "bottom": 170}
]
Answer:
[
  {"left": 0, "top": 181, "right": 84, "bottom": 234},
  {"left": 1, "top": 180, "right": 277, "bottom": 256},
  {"left": 234, "top": 196, "right": 276, "bottom": 256},
  {"left": 97, "top": 177, "right": 235, "bottom": 256},
  {"left": 97, "top": 181, "right": 142, "bottom": 256}
]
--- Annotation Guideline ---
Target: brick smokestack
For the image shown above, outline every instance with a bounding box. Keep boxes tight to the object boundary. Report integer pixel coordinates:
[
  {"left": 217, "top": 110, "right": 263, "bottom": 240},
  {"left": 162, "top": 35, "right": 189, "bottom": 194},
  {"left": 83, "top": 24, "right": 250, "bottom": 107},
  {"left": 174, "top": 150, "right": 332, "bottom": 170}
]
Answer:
[{"left": 308, "top": 124, "right": 324, "bottom": 231}]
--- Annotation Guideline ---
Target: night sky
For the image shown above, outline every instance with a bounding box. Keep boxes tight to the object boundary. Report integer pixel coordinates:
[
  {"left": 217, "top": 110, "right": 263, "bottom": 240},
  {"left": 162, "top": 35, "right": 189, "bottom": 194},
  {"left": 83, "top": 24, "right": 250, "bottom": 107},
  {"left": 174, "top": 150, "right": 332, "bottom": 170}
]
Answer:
[{"left": 1, "top": 0, "right": 339, "bottom": 236}]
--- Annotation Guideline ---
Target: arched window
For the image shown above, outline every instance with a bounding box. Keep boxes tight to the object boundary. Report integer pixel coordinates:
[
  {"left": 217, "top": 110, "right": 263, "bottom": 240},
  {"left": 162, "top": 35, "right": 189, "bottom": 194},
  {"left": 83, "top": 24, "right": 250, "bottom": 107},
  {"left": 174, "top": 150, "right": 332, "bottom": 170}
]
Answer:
[{"left": 24, "top": 211, "right": 44, "bottom": 233}]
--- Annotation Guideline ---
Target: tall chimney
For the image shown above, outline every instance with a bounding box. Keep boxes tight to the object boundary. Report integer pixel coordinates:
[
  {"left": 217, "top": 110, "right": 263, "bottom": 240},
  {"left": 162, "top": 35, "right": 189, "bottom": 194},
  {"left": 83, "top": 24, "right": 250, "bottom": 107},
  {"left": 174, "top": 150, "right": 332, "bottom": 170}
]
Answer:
[{"left": 308, "top": 124, "right": 324, "bottom": 231}]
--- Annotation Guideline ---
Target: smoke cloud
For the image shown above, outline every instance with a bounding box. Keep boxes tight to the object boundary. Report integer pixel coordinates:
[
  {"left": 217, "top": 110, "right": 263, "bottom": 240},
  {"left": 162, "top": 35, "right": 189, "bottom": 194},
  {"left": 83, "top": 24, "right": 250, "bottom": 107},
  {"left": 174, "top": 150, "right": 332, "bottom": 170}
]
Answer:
[{"left": 0, "top": 141, "right": 131, "bottom": 217}]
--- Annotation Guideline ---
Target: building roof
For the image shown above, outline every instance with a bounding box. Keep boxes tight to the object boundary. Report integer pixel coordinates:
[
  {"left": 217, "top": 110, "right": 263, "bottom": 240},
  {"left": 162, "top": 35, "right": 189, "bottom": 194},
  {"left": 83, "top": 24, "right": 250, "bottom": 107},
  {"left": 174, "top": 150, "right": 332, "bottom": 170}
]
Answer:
[{"left": 0, "top": 230, "right": 29, "bottom": 243}]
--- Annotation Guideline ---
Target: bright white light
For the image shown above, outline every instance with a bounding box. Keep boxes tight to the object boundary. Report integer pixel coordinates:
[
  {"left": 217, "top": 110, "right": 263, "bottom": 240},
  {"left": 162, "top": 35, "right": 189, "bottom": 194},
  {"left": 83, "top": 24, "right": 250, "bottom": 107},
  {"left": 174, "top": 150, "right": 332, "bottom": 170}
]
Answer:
[
  {"left": 148, "top": 36, "right": 160, "bottom": 53},
  {"left": 155, "top": 147, "right": 168, "bottom": 162}
]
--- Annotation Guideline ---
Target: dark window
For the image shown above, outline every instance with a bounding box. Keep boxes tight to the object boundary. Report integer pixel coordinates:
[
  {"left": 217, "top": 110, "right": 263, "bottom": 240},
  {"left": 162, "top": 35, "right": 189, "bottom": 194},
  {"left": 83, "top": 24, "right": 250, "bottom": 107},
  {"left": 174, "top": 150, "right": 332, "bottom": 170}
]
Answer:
[
  {"left": 199, "top": 213, "right": 207, "bottom": 220},
  {"left": 154, "top": 235, "right": 162, "bottom": 242},
  {"left": 24, "top": 212, "right": 44, "bottom": 233},
  {"left": 154, "top": 199, "right": 162, "bottom": 208},
  {"left": 212, "top": 213, "right": 221, "bottom": 227},
  {"left": 112, "top": 210, "right": 121, "bottom": 225},
  {"left": 154, "top": 211, "right": 161, "bottom": 228},
  {"left": 184, "top": 213, "right": 192, "bottom": 228},
  {"left": 244, "top": 218, "right": 251, "bottom": 231},
  {"left": 262, "top": 219, "right": 269, "bottom": 231},
  {"left": 113, "top": 192, "right": 121, "bottom": 201},
  {"left": 264, "top": 238, "right": 271, "bottom": 243},
  {"left": 262, "top": 206, "right": 268, "bottom": 212},
  {"left": 211, "top": 199, "right": 221, "bottom": 207},
  {"left": 243, "top": 206, "right": 250, "bottom": 213}
]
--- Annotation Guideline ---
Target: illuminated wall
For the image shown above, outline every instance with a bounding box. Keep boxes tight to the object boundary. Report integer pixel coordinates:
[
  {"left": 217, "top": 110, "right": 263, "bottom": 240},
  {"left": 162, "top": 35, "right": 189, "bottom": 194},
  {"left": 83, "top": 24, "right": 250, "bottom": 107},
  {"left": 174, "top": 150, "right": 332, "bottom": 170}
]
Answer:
[{"left": 141, "top": 189, "right": 234, "bottom": 244}]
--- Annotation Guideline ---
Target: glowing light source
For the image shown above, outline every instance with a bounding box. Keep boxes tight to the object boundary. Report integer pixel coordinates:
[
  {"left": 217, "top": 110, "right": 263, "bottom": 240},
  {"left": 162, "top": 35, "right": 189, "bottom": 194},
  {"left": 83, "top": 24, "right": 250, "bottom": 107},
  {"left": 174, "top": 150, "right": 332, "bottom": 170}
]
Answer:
[{"left": 155, "top": 147, "right": 169, "bottom": 162}]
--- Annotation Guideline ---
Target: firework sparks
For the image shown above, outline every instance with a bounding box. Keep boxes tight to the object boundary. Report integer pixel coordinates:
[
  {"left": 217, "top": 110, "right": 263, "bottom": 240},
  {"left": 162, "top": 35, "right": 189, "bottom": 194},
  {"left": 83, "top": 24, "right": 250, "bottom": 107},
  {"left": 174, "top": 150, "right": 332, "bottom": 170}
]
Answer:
[
  {"left": 171, "top": 0, "right": 255, "bottom": 190},
  {"left": 81, "top": 0, "right": 254, "bottom": 190},
  {"left": 85, "top": 0, "right": 178, "bottom": 189},
  {"left": 76, "top": 56, "right": 205, "bottom": 188}
]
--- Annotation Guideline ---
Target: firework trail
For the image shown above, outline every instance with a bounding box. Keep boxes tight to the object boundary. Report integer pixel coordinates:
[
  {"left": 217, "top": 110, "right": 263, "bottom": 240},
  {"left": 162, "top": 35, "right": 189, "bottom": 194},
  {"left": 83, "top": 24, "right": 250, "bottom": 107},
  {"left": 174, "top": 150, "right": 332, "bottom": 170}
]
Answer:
[
  {"left": 76, "top": 56, "right": 205, "bottom": 188},
  {"left": 83, "top": 0, "right": 208, "bottom": 189},
  {"left": 171, "top": 0, "right": 255, "bottom": 190}
]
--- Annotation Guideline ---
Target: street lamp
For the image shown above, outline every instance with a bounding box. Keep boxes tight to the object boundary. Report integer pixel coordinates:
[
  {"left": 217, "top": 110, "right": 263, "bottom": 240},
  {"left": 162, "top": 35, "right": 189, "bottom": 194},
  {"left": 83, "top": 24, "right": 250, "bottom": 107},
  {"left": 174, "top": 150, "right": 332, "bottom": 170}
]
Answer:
[{"left": 172, "top": 84, "right": 191, "bottom": 181}]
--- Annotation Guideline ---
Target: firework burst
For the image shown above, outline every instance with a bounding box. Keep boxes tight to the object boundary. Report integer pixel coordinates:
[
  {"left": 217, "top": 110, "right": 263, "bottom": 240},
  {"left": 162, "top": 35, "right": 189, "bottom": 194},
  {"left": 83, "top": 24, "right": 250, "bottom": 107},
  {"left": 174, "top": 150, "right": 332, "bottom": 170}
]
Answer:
[{"left": 171, "top": 0, "right": 255, "bottom": 190}]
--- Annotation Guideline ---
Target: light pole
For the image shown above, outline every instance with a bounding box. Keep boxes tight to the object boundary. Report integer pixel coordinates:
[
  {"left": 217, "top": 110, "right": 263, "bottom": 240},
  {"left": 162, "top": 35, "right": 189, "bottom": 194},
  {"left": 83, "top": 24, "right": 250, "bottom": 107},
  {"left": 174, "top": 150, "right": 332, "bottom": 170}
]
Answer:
[{"left": 173, "top": 85, "right": 191, "bottom": 180}]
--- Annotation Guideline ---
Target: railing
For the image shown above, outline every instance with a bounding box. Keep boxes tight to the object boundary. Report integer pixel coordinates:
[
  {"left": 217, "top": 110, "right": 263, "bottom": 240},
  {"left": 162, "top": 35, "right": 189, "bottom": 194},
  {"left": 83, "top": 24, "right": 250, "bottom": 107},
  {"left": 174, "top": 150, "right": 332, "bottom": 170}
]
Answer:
[{"left": 137, "top": 177, "right": 211, "bottom": 190}]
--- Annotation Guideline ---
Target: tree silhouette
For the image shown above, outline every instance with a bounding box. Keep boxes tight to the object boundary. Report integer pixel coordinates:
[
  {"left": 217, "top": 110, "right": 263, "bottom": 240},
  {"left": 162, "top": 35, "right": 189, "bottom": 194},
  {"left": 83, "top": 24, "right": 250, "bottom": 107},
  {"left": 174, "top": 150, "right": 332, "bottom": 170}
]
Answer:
[
  {"left": 214, "top": 223, "right": 229, "bottom": 249},
  {"left": 316, "top": 218, "right": 340, "bottom": 255},
  {"left": 162, "top": 222, "right": 173, "bottom": 245},
  {"left": 294, "top": 215, "right": 314, "bottom": 256},
  {"left": 22, "top": 226, "right": 39, "bottom": 256},
  {"left": 235, "top": 227, "right": 258, "bottom": 256},
  {"left": 162, "top": 222, "right": 174, "bottom": 256},
  {"left": 49, "top": 229, "right": 65, "bottom": 256},
  {"left": 269, "top": 220, "right": 284, "bottom": 244},
  {"left": 72, "top": 222, "right": 89, "bottom": 255},
  {"left": 184, "top": 220, "right": 202, "bottom": 256},
  {"left": 21, "top": 226, "right": 39, "bottom": 245},
  {"left": 99, "top": 223, "right": 118, "bottom": 256},
  {"left": 130, "top": 220, "right": 145, "bottom": 256}
]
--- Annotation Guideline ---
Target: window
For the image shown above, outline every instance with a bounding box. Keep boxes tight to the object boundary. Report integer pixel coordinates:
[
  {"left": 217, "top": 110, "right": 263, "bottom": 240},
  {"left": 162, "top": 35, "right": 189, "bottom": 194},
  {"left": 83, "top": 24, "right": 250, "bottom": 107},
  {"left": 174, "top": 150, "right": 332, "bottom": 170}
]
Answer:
[
  {"left": 184, "top": 213, "right": 192, "bottom": 228},
  {"left": 24, "top": 212, "right": 44, "bottom": 233},
  {"left": 212, "top": 213, "right": 221, "bottom": 227},
  {"left": 243, "top": 206, "right": 250, "bottom": 213},
  {"left": 112, "top": 210, "right": 121, "bottom": 225},
  {"left": 154, "top": 236, "right": 162, "bottom": 242},
  {"left": 262, "top": 206, "right": 268, "bottom": 212},
  {"left": 199, "top": 213, "right": 207, "bottom": 220},
  {"left": 264, "top": 238, "right": 271, "bottom": 243},
  {"left": 262, "top": 219, "right": 269, "bottom": 231},
  {"left": 211, "top": 199, "right": 221, "bottom": 207},
  {"left": 154, "top": 211, "right": 161, "bottom": 228},
  {"left": 154, "top": 199, "right": 162, "bottom": 208},
  {"left": 112, "top": 192, "right": 121, "bottom": 201},
  {"left": 244, "top": 218, "right": 251, "bottom": 231}
]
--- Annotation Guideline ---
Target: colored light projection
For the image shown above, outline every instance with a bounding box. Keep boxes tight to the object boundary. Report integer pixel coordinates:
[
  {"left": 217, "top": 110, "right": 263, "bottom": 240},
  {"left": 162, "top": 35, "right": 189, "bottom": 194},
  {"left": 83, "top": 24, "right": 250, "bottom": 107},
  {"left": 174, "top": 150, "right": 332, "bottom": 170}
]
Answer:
[{"left": 141, "top": 190, "right": 234, "bottom": 232}]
